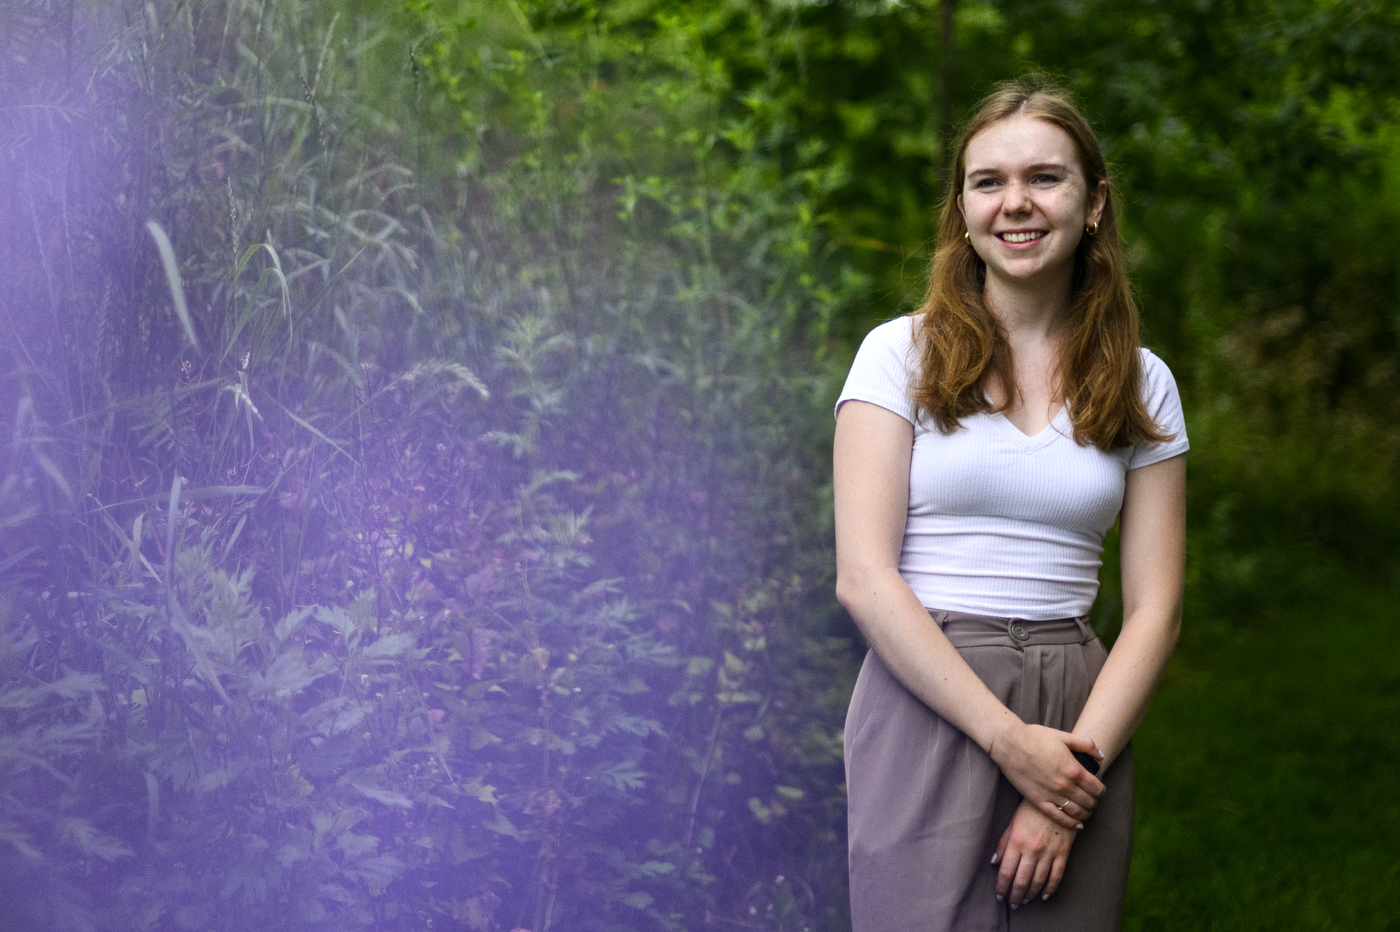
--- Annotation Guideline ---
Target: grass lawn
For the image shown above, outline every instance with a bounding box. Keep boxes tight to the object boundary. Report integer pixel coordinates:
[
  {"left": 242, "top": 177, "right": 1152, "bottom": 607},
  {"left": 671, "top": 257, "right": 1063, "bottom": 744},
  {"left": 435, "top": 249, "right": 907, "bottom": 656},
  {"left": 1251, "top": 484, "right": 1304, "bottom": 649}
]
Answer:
[{"left": 1126, "top": 568, "right": 1400, "bottom": 930}]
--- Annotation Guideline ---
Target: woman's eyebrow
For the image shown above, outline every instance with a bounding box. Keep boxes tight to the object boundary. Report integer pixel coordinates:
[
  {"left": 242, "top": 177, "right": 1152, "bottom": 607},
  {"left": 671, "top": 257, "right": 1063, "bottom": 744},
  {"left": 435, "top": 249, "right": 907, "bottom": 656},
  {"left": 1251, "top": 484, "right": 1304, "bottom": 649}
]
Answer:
[{"left": 966, "top": 161, "right": 1071, "bottom": 179}]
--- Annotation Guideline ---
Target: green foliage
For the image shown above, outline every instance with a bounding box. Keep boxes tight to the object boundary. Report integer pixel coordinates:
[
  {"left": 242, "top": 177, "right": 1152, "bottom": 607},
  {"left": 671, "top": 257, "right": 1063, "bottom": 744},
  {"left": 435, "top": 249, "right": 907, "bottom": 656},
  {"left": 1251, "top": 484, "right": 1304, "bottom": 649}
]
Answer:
[
  {"left": 6, "top": 0, "right": 1400, "bottom": 929},
  {"left": 684, "top": 0, "right": 1400, "bottom": 606},
  {"left": 1, "top": 1, "right": 855, "bottom": 929}
]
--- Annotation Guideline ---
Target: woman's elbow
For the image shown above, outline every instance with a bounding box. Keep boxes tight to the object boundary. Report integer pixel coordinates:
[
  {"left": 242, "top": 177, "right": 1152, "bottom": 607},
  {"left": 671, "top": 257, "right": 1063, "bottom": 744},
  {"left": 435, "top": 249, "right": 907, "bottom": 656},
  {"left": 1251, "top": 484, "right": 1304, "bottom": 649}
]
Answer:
[
  {"left": 1126, "top": 603, "right": 1182, "bottom": 650},
  {"left": 834, "top": 563, "right": 878, "bottom": 615},
  {"left": 1164, "top": 608, "right": 1183, "bottom": 650},
  {"left": 834, "top": 572, "right": 859, "bottom": 614}
]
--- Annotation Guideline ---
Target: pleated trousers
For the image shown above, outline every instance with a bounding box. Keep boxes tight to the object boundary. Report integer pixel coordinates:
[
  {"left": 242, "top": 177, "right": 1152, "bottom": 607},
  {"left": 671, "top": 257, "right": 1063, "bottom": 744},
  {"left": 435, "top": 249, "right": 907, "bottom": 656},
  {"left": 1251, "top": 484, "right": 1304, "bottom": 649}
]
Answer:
[{"left": 845, "top": 610, "right": 1134, "bottom": 932}]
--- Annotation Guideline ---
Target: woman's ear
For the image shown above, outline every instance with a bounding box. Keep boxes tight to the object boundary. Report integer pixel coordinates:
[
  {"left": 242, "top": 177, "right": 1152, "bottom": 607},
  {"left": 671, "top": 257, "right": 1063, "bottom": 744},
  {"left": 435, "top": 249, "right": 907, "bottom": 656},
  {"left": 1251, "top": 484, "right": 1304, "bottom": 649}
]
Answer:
[{"left": 1088, "top": 179, "right": 1108, "bottom": 227}]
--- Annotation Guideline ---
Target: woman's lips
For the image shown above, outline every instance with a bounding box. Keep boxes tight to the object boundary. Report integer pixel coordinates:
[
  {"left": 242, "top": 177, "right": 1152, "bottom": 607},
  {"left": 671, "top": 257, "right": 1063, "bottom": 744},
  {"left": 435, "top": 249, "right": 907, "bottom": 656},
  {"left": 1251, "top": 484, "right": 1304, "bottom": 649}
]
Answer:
[{"left": 996, "top": 230, "right": 1046, "bottom": 245}]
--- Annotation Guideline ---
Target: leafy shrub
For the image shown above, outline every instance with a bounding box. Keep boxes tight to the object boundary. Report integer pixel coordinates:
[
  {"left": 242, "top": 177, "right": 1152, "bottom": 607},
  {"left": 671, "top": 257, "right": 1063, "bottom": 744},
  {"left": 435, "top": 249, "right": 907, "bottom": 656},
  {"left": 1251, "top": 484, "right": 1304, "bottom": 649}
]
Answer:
[{"left": 1, "top": 1, "right": 858, "bottom": 930}]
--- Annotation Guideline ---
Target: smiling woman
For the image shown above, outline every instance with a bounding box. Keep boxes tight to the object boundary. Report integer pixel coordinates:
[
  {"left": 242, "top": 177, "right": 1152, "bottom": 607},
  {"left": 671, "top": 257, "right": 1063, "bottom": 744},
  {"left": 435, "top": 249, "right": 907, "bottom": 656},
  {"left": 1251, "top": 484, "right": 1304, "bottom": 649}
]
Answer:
[
  {"left": 960, "top": 116, "right": 1107, "bottom": 308},
  {"left": 833, "top": 77, "right": 1188, "bottom": 931}
]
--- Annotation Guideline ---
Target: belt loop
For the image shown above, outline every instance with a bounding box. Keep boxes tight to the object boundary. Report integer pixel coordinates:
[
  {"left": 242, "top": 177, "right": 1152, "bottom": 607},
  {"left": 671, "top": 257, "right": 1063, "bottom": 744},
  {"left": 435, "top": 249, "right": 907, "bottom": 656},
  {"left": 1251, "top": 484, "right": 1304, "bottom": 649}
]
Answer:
[{"left": 1074, "top": 616, "right": 1094, "bottom": 643}]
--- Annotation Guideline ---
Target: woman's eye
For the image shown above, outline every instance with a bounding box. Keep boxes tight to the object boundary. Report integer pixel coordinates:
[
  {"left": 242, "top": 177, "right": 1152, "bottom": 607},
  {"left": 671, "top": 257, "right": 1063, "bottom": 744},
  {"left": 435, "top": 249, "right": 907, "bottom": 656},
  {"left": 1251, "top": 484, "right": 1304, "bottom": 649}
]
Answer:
[
  {"left": 975, "top": 178, "right": 1000, "bottom": 189},
  {"left": 1033, "top": 174, "right": 1059, "bottom": 184}
]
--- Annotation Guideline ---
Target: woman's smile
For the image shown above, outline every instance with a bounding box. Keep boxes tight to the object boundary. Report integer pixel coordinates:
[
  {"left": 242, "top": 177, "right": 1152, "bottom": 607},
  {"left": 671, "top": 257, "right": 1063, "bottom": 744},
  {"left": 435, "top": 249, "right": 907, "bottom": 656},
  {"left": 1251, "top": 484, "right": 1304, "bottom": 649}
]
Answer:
[
  {"left": 957, "top": 114, "right": 1106, "bottom": 292},
  {"left": 997, "top": 229, "right": 1047, "bottom": 246}
]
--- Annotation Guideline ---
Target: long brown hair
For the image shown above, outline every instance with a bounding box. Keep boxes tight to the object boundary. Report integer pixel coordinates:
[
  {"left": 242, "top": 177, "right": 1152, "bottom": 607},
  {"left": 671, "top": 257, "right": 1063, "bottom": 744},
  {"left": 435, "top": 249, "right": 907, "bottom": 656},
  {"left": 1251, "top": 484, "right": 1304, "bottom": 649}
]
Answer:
[{"left": 911, "top": 76, "right": 1169, "bottom": 450}]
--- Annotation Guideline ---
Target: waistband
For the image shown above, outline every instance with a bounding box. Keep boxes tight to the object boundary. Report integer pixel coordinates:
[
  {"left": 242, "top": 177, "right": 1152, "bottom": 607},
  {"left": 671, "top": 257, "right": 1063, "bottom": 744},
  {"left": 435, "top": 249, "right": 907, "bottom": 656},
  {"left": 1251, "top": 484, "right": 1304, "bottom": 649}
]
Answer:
[{"left": 928, "top": 608, "right": 1096, "bottom": 651}]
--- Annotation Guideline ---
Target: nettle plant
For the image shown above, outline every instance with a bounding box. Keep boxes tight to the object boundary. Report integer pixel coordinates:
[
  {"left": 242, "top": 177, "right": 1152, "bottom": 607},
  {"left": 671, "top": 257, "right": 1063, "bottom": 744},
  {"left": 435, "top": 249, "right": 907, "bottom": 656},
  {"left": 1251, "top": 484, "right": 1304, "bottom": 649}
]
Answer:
[{"left": 1, "top": 1, "right": 858, "bottom": 930}]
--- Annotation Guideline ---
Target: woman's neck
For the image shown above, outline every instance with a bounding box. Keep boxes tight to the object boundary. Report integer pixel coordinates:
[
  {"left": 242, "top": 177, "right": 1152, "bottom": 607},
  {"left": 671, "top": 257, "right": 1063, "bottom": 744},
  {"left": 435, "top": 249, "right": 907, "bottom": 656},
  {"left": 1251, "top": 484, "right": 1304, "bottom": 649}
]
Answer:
[
  {"left": 981, "top": 271, "right": 1074, "bottom": 416},
  {"left": 983, "top": 270, "right": 1073, "bottom": 344}
]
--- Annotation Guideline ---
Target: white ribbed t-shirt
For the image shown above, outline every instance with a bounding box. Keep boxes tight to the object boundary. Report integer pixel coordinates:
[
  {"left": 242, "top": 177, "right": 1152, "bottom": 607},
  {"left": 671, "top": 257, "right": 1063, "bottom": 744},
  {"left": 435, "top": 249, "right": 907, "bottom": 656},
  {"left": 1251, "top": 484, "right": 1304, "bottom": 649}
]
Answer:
[{"left": 836, "top": 315, "right": 1189, "bottom": 621}]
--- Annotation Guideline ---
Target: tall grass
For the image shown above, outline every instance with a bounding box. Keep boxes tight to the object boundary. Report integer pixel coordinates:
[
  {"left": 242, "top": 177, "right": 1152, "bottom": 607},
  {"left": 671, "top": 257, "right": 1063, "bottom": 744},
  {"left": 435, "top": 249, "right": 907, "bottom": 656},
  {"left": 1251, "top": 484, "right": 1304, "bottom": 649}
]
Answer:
[{"left": 0, "top": 2, "right": 861, "bottom": 930}]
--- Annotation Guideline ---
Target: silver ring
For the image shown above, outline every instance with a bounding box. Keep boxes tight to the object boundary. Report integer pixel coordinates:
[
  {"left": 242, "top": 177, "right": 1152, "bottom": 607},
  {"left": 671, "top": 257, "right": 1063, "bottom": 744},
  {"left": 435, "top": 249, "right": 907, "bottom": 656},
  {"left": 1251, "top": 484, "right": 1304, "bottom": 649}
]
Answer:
[{"left": 1057, "top": 800, "right": 1069, "bottom": 811}]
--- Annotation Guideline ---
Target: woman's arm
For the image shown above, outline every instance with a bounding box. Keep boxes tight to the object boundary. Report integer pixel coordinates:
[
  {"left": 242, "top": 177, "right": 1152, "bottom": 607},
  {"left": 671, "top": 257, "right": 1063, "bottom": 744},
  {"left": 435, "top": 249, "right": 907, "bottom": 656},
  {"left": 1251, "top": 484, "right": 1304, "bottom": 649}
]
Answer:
[
  {"left": 834, "top": 400, "right": 1106, "bottom": 829},
  {"left": 1070, "top": 452, "right": 1186, "bottom": 771},
  {"left": 991, "top": 451, "right": 1186, "bottom": 905}
]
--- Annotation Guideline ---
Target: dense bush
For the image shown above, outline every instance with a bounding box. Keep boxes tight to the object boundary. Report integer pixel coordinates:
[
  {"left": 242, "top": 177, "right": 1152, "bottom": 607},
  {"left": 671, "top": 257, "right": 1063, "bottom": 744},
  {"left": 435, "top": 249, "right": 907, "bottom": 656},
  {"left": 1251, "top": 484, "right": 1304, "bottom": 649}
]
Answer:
[{"left": 1, "top": 1, "right": 858, "bottom": 929}]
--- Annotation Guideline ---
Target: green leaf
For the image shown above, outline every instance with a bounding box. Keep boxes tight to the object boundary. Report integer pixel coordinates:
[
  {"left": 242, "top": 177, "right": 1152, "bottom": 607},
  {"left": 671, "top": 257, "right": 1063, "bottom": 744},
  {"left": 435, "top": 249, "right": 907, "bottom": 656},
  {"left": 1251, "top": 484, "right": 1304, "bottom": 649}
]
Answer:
[
  {"left": 461, "top": 777, "right": 498, "bottom": 804},
  {"left": 254, "top": 650, "right": 335, "bottom": 697},
  {"left": 359, "top": 633, "right": 418, "bottom": 661},
  {"left": 274, "top": 606, "right": 315, "bottom": 644},
  {"left": 59, "top": 818, "right": 133, "bottom": 862},
  {"left": 353, "top": 783, "right": 414, "bottom": 809}
]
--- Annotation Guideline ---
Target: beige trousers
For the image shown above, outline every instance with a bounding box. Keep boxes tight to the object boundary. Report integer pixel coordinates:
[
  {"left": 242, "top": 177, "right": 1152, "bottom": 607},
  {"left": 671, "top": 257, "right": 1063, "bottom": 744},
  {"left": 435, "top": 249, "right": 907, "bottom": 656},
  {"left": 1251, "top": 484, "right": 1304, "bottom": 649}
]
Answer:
[{"left": 845, "top": 610, "right": 1134, "bottom": 932}]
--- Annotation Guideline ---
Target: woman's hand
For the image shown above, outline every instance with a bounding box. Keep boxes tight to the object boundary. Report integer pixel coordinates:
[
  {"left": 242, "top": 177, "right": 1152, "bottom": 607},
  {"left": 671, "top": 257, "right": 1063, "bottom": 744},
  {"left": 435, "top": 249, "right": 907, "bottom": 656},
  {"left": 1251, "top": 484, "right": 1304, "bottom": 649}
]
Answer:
[
  {"left": 993, "top": 798, "right": 1076, "bottom": 908},
  {"left": 989, "top": 722, "right": 1104, "bottom": 828}
]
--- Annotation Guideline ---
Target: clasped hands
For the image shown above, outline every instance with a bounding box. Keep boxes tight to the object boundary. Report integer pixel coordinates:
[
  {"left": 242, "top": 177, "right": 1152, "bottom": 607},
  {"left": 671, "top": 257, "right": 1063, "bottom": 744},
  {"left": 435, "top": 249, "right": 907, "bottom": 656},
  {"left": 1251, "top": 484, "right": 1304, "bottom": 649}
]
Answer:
[{"left": 988, "top": 722, "right": 1105, "bottom": 908}]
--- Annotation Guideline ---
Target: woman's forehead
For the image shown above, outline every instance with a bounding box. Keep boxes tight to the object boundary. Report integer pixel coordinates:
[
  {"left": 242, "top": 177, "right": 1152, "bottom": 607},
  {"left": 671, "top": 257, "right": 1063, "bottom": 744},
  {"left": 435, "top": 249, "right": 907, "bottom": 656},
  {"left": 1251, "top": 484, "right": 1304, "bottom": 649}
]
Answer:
[{"left": 963, "top": 115, "right": 1082, "bottom": 175}]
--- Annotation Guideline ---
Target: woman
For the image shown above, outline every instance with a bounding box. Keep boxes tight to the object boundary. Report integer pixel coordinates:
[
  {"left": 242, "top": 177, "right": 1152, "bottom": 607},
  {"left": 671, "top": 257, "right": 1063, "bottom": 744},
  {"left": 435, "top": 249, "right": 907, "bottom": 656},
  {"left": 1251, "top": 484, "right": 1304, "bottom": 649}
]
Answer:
[{"left": 834, "top": 77, "right": 1187, "bottom": 931}]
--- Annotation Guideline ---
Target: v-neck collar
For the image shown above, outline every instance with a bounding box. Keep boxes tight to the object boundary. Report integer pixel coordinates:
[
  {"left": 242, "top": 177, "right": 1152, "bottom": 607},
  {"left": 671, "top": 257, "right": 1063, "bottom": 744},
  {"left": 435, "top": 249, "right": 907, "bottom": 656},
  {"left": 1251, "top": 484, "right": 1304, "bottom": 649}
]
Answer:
[{"left": 990, "top": 404, "right": 1071, "bottom": 453}]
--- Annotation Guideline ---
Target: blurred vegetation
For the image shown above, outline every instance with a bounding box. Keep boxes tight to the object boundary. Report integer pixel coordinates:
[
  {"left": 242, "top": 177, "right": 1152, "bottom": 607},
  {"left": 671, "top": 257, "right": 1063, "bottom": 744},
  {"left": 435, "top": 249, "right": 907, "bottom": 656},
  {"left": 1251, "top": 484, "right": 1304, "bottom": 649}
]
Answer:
[{"left": 1, "top": 0, "right": 1397, "bottom": 930}]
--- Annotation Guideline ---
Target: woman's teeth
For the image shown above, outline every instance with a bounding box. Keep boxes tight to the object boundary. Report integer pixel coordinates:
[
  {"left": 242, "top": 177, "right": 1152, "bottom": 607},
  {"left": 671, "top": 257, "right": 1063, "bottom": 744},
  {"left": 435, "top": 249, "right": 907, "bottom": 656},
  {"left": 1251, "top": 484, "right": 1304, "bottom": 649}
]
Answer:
[{"left": 999, "top": 231, "right": 1045, "bottom": 243}]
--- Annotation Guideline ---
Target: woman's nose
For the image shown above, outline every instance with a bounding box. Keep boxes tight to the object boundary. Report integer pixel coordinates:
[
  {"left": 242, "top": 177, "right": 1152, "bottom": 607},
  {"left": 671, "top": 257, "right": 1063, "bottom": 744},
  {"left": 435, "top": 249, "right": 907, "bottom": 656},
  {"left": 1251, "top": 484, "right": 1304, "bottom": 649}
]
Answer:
[{"left": 1002, "top": 181, "right": 1033, "bottom": 213}]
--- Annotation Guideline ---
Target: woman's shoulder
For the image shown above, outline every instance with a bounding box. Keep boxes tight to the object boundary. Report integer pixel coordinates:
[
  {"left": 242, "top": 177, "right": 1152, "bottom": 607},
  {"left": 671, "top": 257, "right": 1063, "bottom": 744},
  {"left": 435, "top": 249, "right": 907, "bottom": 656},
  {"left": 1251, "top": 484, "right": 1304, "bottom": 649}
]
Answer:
[
  {"left": 853, "top": 314, "right": 923, "bottom": 376},
  {"left": 858, "top": 314, "right": 920, "bottom": 354},
  {"left": 1135, "top": 346, "right": 1181, "bottom": 394},
  {"left": 837, "top": 315, "right": 923, "bottom": 424},
  {"left": 1128, "top": 346, "right": 1190, "bottom": 466}
]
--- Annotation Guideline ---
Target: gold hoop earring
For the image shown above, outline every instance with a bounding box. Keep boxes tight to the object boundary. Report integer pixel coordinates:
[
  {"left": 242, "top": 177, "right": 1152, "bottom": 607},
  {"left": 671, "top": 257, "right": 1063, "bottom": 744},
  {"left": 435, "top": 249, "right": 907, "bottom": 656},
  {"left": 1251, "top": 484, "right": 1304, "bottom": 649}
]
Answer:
[
  {"left": 1086, "top": 221, "right": 1099, "bottom": 236},
  {"left": 964, "top": 230, "right": 971, "bottom": 245}
]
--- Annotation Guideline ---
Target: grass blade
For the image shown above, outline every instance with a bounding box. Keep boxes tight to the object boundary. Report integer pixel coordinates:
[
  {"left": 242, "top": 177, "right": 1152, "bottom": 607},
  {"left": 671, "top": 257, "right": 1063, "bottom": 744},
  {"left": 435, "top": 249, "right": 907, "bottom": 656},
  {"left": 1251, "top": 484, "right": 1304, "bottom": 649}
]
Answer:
[{"left": 146, "top": 221, "right": 200, "bottom": 350}]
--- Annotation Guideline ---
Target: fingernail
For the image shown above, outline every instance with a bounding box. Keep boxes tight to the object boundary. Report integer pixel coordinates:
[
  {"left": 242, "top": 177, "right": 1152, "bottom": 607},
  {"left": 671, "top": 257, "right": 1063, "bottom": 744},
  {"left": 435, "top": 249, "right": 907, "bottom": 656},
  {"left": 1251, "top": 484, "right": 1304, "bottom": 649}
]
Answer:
[
  {"left": 990, "top": 853, "right": 999, "bottom": 865},
  {"left": 996, "top": 895, "right": 1003, "bottom": 902},
  {"left": 1075, "top": 823, "right": 1084, "bottom": 830},
  {"left": 1042, "top": 894, "right": 1050, "bottom": 901}
]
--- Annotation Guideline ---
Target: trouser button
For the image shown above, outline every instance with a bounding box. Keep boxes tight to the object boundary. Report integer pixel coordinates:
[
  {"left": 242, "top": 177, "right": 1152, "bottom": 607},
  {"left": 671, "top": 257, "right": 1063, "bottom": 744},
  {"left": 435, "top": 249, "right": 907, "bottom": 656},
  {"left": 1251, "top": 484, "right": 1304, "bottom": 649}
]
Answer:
[{"left": 1008, "top": 621, "right": 1029, "bottom": 641}]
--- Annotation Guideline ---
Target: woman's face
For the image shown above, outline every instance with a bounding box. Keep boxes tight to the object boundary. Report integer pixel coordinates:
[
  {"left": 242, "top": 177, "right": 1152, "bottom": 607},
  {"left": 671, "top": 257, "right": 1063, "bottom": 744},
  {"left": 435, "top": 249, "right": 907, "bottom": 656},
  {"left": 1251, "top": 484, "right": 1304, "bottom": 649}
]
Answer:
[{"left": 957, "top": 114, "right": 1107, "bottom": 292}]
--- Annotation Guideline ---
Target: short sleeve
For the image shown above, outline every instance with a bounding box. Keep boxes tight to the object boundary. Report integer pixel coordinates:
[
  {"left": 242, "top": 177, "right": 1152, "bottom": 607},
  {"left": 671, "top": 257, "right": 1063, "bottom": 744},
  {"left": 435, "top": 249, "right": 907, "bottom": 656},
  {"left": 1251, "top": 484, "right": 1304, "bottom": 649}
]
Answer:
[
  {"left": 835, "top": 317, "right": 920, "bottom": 425},
  {"left": 1127, "top": 349, "right": 1190, "bottom": 470}
]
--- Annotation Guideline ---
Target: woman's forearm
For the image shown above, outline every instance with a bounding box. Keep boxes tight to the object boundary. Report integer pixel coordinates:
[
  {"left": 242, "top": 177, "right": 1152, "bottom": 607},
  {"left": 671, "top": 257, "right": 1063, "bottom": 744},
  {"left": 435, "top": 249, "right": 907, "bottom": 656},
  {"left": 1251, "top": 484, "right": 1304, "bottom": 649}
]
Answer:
[
  {"left": 837, "top": 565, "right": 1022, "bottom": 754},
  {"left": 1070, "top": 606, "right": 1180, "bottom": 771},
  {"left": 1074, "top": 454, "right": 1188, "bottom": 772}
]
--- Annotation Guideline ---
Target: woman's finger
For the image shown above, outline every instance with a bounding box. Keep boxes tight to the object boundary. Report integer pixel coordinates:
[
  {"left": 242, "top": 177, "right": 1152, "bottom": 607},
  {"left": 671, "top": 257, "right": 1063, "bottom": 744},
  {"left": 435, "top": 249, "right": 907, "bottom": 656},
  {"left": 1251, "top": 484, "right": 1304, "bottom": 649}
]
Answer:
[
  {"left": 1042, "top": 851, "right": 1069, "bottom": 900},
  {"left": 995, "top": 847, "right": 1021, "bottom": 902},
  {"left": 1009, "top": 853, "right": 1037, "bottom": 908},
  {"left": 1066, "top": 785, "right": 1100, "bottom": 812},
  {"left": 1060, "top": 742, "right": 1108, "bottom": 799},
  {"left": 1059, "top": 797, "right": 1099, "bottom": 823},
  {"left": 1038, "top": 798, "right": 1084, "bottom": 831},
  {"left": 1051, "top": 768, "right": 1102, "bottom": 811},
  {"left": 993, "top": 824, "right": 1012, "bottom": 867},
  {"left": 1062, "top": 732, "right": 1103, "bottom": 762},
  {"left": 1060, "top": 765, "right": 1106, "bottom": 803},
  {"left": 1025, "top": 853, "right": 1052, "bottom": 905},
  {"left": 1071, "top": 768, "right": 1106, "bottom": 801}
]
